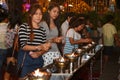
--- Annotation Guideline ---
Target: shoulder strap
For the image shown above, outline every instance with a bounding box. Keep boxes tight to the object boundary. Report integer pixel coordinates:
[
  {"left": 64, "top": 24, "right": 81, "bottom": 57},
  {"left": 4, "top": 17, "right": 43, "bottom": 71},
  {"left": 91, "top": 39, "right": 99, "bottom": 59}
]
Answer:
[{"left": 12, "top": 33, "right": 19, "bottom": 57}]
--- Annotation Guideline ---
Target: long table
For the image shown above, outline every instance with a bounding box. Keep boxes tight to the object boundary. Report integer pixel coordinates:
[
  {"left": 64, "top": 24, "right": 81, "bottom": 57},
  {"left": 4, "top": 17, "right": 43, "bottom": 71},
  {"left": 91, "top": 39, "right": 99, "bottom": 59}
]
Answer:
[
  {"left": 24, "top": 44, "right": 103, "bottom": 80},
  {"left": 48, "top": 44, "right": 103, "bottom": 80}
]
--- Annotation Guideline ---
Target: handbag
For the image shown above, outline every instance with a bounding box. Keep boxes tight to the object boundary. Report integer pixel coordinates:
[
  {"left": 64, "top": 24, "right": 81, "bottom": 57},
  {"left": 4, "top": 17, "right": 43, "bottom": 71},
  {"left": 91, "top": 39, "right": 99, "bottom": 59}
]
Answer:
[
  {"left": 5, "top": 33, "right": 26, "bottom": 78},
  {"left": 5, "top": 52, "right": 26, "bottom": 79},
  {"left": 5, "top": 34, "right": 19, "bottom": 75},
  {"left": 4, "top": 36, "right": 18, "bottom": 80}
]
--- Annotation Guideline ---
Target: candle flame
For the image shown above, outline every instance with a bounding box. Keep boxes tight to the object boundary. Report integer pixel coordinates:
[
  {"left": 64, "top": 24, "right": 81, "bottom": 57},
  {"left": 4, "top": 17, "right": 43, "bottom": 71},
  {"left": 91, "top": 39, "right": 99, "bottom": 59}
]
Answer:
[
  {"left": 83, "top": 46, "right": 88, "bottom": 49},
  {"left": 60, "top": 57, "right": 65, "bottom": 62},
  {"left": 88, "top": 44, "right": 92, "bottom": 46},
  {"left": 77, "top": 49, "right": 82, "bottom": 53},
  {"left": 71, "top": 53, "right": 75, "bottom": 56},
  {"left": 33, "top": 69, "right": 44, "bottom": 77},
  {"left": 92, "top": 41, "right": 95, "bottom": 44}
]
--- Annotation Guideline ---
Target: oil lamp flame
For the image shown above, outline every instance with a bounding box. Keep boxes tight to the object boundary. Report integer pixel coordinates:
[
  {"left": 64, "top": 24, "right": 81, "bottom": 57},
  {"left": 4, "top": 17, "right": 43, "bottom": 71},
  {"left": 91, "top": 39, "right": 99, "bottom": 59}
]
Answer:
[
  {"left": 92, "top": 41, "right": 95, "bottom": 44},
  {"left": 78, "top": 49, "right": 82, "bottom": 52},
  {"left": 88, "top": 44, "right": 92, "bottom": 47},
  {"left": 59, "top": 57, "right": 65, "bottom": 62},
  {"left": 33, "top": 69, "right": 44, "bottom": 77},
  {"left": 71, "top": 53, "right": 75, "bottom": 57}
]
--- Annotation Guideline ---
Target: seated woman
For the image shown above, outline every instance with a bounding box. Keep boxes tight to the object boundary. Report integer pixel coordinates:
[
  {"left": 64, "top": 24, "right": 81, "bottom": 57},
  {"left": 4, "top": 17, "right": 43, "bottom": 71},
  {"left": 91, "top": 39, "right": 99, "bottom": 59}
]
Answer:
[{"left": 63, "top": 17, "right": 92, "bottom": 54}]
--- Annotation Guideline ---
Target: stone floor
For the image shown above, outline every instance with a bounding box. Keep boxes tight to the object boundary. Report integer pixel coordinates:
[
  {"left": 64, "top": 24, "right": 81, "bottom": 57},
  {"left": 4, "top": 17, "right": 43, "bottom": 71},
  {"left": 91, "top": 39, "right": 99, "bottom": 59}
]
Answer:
[{"left": 99, "top": 47, "right": 120, "bottom": 80}]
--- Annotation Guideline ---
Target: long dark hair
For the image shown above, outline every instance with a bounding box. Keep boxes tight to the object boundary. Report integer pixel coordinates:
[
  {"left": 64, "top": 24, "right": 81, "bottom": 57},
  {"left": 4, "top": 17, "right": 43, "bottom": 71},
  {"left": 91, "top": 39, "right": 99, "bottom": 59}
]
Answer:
[
  {"left": 69, "top": 16, "right": 85, "bottom": 28},
  {"left": 27, "top": 3, "right": 43, "bottom": 41},
  {"left": 0, "top": 7, "right": 8, "bottom": 22},
  {"left": 8, "top": 9, "right": 22, "bottom": 29},
  {"left": 43, "top": 2, "right": 61, "bottom": 36}
]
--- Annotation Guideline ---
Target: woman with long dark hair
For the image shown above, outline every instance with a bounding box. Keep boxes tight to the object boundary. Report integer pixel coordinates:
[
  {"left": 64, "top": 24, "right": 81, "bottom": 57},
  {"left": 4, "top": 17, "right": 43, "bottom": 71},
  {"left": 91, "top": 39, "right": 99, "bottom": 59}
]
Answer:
[
  {"left": 40, "top": 2, "right": 62, "bottom": 67},
  {"left": 17, "top": 3, "right": 51, "bottom": 79}
]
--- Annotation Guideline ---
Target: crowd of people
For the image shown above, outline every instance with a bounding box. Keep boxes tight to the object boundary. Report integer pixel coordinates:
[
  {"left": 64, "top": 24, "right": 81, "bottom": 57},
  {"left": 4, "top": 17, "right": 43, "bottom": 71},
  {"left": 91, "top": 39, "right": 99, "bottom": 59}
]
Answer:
[{"left": 0, "top": 2, "right": 120, "bottom": 80}]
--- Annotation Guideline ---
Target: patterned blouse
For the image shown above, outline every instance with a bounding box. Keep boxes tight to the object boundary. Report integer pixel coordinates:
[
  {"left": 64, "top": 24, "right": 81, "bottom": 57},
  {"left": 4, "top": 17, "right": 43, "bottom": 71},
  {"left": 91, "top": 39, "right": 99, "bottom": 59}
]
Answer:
[{"left": 5, "top": 29, "right": 16, "bottom": 48}]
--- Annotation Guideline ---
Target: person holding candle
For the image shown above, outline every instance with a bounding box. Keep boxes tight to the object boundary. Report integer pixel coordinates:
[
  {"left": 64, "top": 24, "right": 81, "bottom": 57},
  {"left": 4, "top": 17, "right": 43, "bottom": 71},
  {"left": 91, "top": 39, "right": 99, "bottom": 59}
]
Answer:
[
  {"left": 63, "top": 17, "right": 92, "bottom": 54},
  {"left": 18, "top": 3, "right": 51, "bottom": 79},
  {"left": 40, "top": 2, "right": 62, "bottom": 67}
]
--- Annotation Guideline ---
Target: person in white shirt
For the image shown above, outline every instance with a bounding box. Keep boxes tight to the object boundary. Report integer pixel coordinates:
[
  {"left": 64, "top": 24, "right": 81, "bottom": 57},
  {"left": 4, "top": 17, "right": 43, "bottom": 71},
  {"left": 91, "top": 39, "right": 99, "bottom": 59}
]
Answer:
[
  {"left": 0, "top": 7, "right": 8, "bottom": 79},
  {"left": 63, "top": 17, "right": 92, "bottom": 54},
  {"left": 61, "top": 12, "right": 74, "bottom": 44},
  {"left": 97, "top": 20, "right": 103, "bottom": 44}
]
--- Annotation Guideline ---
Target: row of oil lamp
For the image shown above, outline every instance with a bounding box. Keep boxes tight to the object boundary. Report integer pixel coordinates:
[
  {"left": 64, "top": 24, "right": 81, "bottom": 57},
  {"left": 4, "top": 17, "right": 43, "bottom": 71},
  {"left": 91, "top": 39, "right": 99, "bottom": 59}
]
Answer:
[
  {"left": 26, "top": 42, "right": 100, "bottom": 80},
  {"left": 54, "top": 41, "right": 96, "bottom": 74}
]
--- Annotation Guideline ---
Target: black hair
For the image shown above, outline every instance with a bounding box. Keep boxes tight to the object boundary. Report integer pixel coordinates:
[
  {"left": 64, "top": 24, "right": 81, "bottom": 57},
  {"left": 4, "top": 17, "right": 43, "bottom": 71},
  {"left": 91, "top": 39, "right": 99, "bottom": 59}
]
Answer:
[
  {"left": 44, "top": 2, "right": 60, "bottom": 27},
  {"left": 105, "top": 14, "right": 114, "bottom": 23},
  {"left": 8, "top": 8, "right": 22, "bottom": 29},
  {"left": 69, "top": 16, "right": 85, "bottom": 28},
  {"left": 66, "top": 12, "right": 74, "bottom": 18},
  {"left": 43, "top": 2, "right": 61, "bottom": 36},
  {"left": 0, "top": 7, "right": 8, "bottom": 22}
]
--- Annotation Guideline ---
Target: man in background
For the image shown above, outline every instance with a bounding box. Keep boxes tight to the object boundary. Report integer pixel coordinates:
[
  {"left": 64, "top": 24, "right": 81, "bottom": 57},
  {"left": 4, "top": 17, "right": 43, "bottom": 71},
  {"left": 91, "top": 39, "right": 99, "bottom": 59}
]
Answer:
[
  {"left": 102, "top": 15, "right": 120, "bottom": 66},
  {"left": 61, "top": 12, "right": 74, "bottom": 44}
]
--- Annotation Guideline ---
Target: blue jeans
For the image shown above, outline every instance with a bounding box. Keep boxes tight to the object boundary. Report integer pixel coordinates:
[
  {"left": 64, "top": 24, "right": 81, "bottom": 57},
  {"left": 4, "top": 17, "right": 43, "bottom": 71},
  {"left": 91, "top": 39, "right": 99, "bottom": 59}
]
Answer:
[
  {"left": 17, "top": 50, "right": 44, "bottom": 78},
  {"left": 0, "top": 49, "right": 7, "bottom": 79}
]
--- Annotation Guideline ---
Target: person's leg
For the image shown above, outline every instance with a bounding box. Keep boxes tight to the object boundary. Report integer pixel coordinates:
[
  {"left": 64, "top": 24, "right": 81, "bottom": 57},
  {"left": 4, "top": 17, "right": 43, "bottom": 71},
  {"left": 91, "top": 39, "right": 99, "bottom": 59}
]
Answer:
[
  {"left": 0, "top": 49, "right": 7, "bottom": 80},
  {"left": 103, "top": 55, "right": 109, "bottom": 65},
  {"left": 103, "top": 46, "right": 113, "bottom": 67},
  {"left": 0, "top": 53, "right": 3, "bottom": 80},
  {"left": 103, "top": 46, "right": 108, "bottom": 67}
]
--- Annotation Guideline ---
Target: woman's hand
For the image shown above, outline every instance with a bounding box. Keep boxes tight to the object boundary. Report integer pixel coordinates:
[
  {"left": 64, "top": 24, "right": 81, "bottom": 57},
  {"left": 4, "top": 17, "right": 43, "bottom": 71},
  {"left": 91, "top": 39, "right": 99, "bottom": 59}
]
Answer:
[
  {"left": 84, "top": 38, "right": 93, "bottom": 43},
  {"left": 29, "top": 50, "right": 47, "bottom": 58},
  {"left": 53, "top": 36, "right": 63, "bottom": 43},
  {"left": 41, "top": 42, "right": 51, "bottom": 51},
  {"left": 35, "top": 42, "right": 51, "bottom": 51},
  {"left": 29, "top": 43, "right": 51, "bottom": 58},
  {"left": 29, "top": 51, "right": 40, "bottom": 58}
]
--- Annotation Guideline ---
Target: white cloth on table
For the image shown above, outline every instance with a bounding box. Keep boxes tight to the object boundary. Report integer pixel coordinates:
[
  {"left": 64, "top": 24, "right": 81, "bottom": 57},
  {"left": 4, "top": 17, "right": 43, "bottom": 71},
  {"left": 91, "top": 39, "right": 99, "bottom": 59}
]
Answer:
[{"left": 50, "top": 74, "right": 71, "bottom": 80}]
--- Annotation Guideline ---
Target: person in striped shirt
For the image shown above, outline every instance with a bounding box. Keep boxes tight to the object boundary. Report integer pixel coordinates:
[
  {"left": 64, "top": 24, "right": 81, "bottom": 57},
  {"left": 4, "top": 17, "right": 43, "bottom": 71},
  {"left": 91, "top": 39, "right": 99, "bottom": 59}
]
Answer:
[{"left": 17, "top": 3, "right": 51, "bottom": 79}]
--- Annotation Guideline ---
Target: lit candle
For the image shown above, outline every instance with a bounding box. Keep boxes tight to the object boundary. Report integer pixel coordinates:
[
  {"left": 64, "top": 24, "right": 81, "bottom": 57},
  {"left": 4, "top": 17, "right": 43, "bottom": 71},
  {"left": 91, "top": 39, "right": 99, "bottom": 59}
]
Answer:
[
  {"left": 33, "top": 69, "right": 44, "bottom": 80},
  {"left": 88, "top": 44, "right": 92, "bottom": 47},
  {"left": 92, "top": 41, "right": 95, "bottom": 44},
  {"left": 83, "top": 46, "right": 89, "bottom": 49},
  {"left": 71, "top": 53, "right": 75, "bottom": 57},
  {"left": 33, "top": 78, "right": 43, "bottom": 80},
  {"left": 33, "top": 69, "right": 44, "bottom": 77},
  {"left": 60, "top": 57, "right": 65, "bottom": 62},
  {"left": 77, "top": 49, "right": 82, "bottom": 53}
]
